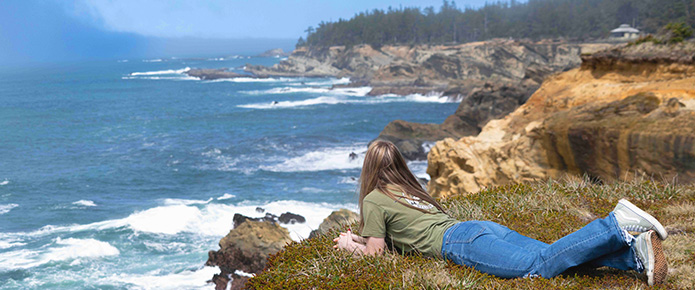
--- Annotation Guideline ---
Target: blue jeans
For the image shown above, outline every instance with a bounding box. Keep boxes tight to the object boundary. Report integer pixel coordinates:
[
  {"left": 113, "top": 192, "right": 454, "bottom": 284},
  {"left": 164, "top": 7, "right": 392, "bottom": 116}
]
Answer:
[{"left": 440, "top": 213, "right": 639, "bottom": 278}]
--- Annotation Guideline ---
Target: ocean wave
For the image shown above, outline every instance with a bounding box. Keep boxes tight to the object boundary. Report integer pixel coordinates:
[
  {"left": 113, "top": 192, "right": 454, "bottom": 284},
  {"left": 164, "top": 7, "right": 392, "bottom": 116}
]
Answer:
[
  {"left": 373, "top": 93, "right": 455, "bottom": 103},
  {"left": 72, "top": 200, "right": 97, "bottom": 207},
  {"left": 0, "top": 239, "right": 26, "bottom": 250},
  {"left": 162, "top": 198, "right": 213, "bottom": 206},
  {"left": 106, "top": 266, "right": 219, "bottom": 290},
  {"left": 407, "top": 160, "right": 430, "bottom": 180},
  {"left": 0, "top": 179, "right": 9, "bottom": 186},
  {"left": 0, "top": 203, "right": 18, "bottom": 215},
  {"left": 0, "top": 200, "right": 356, "bottom": 244},
  {"left": 238, "top": 90, "right": 452, "bottom": 110},
  {"left": 217, "top": 193, "right": 236, "bottom": 200},
  {"left": 0, "top": 238, "right": 119, "bottom": 270},
  {"left": 242, "top": 86, "right": 370, "bottom": 96},
  {"left": 122, "top": 76, "right": 199, "bottom": 81},
  {"left": 261, "top": 145, "right": 365, "bottom": 172},
  {"left": 142, "top": 59, "right": 163, "bottom": 62},
  {"left": 129, "top": 67, "right": 191, "bottom": 76},
  {"left": 203, "top": 77, "right": 293, "bottom": 83},
  {"left": 338, "top": 177, "right": 359, "bottom": 184},
  {"left": 302, "top": 77, "right": 350, "bottom": 86},
  {"left": 238, "top": 96, "right": 353, "bottom": 109}
]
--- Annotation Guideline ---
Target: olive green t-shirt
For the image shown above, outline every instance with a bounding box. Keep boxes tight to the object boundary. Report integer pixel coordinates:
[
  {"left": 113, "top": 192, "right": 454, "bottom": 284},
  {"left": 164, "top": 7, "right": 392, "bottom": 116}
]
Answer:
[{"left": 361, "top": 188, "right": 460, "bottom": 258}]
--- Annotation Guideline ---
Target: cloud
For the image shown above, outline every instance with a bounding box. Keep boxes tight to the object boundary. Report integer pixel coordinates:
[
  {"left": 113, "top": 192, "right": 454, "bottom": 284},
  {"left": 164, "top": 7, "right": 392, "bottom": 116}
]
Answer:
[{"left": 69, "top": 0, "right": 305, "bottom": 39}]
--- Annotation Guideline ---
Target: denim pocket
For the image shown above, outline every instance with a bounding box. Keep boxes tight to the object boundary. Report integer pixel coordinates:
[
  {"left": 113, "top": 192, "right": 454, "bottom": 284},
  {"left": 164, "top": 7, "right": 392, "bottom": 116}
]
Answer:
[{"left": 445, "top": 221, "right": 486, "bottom": 244}]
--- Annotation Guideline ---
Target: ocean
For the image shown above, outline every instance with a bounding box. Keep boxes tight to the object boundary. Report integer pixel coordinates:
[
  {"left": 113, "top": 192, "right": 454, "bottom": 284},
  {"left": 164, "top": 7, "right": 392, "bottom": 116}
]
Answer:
[{"left": 0, "top": 56, "right": 458, "bottom": 289}]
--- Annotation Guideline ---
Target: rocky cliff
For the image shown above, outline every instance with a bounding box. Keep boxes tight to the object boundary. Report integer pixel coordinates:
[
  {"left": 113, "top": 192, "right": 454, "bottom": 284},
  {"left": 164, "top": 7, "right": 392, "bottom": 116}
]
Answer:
[
  {"left": 246, "top": 40, "right": 613, "bottom": 97},
  {"left": 427, "top": 41, "right": 695, "bottom": 198}
]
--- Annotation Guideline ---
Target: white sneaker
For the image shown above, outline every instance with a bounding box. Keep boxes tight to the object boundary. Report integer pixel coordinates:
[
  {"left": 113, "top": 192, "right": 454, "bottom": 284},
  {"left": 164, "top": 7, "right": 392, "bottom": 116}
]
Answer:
[
  {"left": 613, "top": 199, "right": 668, "bottom": 240},
  {"left": 633, "top": 230, "right": 668, "bottom": 286}
]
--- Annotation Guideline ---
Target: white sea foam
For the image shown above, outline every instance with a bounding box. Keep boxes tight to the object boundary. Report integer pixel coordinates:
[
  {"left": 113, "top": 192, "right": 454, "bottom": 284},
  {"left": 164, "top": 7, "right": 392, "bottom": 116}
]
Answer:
[
  {"left": 0, "top": 238, "right": 119, "bottom": 270},
  {"left": 199, "top": 148, "right": 240, "bottom": 172},
  {"left": 203, "top": 77, "right": 290, "bottom": 83},
  {"left": 217, "top": 193, "right": 235, "bottom": 200},
  {"left": 0, "top": 179, "right": 9, "bottom": 186},
  {"left": 407, "top": 160, "right": 430, "bottom": 180},
  {"left": 243, "top": 86, "right": 370, "bottom": 96},
  {"left": 338, "top": 177, "right": 359, "bottom": 184},
  {"left": 0, "top": 203, "right": 18, "bottom": 215},
  {"left": 238, "top": 96, "right": 353, "bottom": 109},
  {"left": 0, "top": 199, "right": 356, "bottom": 247},
  {"left": 303, "top": 77, "right": 350, "bottom": 86},
  {"left": 262, "top": 145, "right": 365, "bottom": 172},
  {"left": 130, "top": 67, "right": 191, "bottom": 76},
  {"left": 142, "top": 59, "right": 163, "bottom": 62},
  {"left": 162, "top": 198, "right": 213, "bottom": 206},
  {"left": 235, "top": 270, "right": 255, "bottom": 278},
  {"left": 238, "top": 91, "right": 455, "bottom": 110},
  {"left": 72, "top": 200, "right": 97, "bottom": 207},
  {"left": 0, "top": 239, "right": 26, "bottom": 250},
  {"left": 107, "top": 266, "right": 219, "bottom": 290},
  {"left": 122, "top": 76, "right": 199, "bottom": 81}
]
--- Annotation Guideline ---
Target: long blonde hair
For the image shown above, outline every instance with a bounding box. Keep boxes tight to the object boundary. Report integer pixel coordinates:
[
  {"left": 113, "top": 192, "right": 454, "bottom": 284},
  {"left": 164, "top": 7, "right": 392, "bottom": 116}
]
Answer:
[{"left": 358, "top": 140, "right": 446, "bottom": 232}]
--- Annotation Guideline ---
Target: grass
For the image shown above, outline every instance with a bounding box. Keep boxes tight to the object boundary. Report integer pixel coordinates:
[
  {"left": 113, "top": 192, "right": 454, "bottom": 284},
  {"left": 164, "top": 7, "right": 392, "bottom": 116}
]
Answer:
[{"left": 247, "top": 176, "right": 695, "bottom": 289}]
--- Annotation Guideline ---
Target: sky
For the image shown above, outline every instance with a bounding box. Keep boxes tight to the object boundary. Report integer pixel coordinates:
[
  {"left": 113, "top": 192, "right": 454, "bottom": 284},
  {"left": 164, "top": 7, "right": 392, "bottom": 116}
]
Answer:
[{"left": 0, "top": 0, "right": 495, "bottom": 64}]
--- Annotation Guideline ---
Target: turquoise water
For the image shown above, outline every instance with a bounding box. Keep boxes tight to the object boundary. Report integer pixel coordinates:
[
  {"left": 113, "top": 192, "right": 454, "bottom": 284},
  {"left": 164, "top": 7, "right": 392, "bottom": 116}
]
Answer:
[{"left": 0, "top": 56, "right": 458, "bottom": 289}]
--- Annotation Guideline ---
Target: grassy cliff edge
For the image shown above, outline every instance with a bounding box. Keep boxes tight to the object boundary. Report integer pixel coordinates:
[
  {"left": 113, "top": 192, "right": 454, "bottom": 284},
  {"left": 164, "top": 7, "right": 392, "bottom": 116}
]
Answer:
[{"left": 247, "top": 177, "right": 695, "bottom": 289}]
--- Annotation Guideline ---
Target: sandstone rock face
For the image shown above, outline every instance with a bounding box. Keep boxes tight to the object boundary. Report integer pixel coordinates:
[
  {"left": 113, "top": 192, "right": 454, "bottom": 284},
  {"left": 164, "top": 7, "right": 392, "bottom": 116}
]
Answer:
[
  {"left": 308, "top": 209, "right": 359, "bottom": 239},
  {"left": 427, "top": 42, "right": 695, "bottom": 198},
  {"left": 206, "top": 218, "right": 292, "bottom": 290}
]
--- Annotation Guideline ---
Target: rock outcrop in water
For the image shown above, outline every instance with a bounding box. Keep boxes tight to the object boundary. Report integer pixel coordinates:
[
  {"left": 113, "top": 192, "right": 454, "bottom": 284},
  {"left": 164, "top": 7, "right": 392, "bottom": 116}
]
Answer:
[
  {"left": 206, "top": 215, "right": 292, "bottom": 290},
  {"left": 207, "top": 209, "right": 356, "bottom": 289},
  {"left": 427, "top": 41, "right": 695, "bottom": 198}
]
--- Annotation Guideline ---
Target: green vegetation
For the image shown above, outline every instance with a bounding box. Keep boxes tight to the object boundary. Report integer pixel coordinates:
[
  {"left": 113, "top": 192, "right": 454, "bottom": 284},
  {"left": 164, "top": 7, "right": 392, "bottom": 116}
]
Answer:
[
  {"left": 663, "top": 22, "right": 694, "bottom": 44},
  {"left": 299, "top": 0, "right": 695, "bottom": 48},
  {"left": 629, "top": 22, "right": 694, "bottom": 46},
  {"left": 248, "top": 177, "right": 695, "bottom": 289}
]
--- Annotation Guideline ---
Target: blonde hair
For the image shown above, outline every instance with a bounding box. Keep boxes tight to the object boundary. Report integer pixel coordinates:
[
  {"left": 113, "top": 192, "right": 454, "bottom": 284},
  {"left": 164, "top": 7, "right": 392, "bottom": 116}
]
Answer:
[{"left": 358, "top": 140, "right": 446, "bottom": 232}]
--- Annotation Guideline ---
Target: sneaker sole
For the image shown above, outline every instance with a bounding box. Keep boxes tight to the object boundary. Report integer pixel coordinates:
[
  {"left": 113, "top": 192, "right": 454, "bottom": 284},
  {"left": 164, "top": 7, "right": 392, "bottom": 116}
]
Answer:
[
  {"left": 618, "top": 199, "right": 668, "bottom": 240},
  {"left": 650, "top": 231, "right": 668, "bottom": 285}
]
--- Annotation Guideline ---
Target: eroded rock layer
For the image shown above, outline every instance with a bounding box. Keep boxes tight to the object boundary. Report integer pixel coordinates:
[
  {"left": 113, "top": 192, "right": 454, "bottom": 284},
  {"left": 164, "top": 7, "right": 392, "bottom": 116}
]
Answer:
[
  {"left": 246, "top": 40, "right": 613, "bottom": 97},
  {"left": 427, "top": 42, "right": 695, "bottom": 198}
]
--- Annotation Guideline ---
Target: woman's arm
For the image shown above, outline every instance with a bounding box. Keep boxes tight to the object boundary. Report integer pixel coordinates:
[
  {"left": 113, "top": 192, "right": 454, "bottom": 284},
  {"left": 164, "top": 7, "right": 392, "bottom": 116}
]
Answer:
[{"left": 333, "top": 230, "right": 385, "bottom": 256}]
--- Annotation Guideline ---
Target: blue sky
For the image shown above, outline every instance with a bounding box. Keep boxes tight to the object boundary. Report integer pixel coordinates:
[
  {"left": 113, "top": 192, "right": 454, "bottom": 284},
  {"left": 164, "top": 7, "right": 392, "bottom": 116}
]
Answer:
[{"left": 0, "top": 0, "right": 495, "bottom": 64}]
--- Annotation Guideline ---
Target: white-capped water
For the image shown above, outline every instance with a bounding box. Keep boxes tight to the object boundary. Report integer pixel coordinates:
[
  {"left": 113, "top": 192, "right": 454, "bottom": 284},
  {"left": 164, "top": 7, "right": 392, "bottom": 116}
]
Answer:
[
  {"left": 0, "top": 238, "right": 119, "bottom": 270},
  {"left": 238, "top": 92, "right": 455, "bottom": 110},
  {"left": 130, "top": 67, "right": 191, "bottom": 76},
  {"left": 0, "top": 203, "right": 18, "bottom": 215},
  {"left": 72, "top": 200, "right": 97, "bottom": 207},
  {"left": 261, "top": 145, "right": 365, "bottom": 172}
]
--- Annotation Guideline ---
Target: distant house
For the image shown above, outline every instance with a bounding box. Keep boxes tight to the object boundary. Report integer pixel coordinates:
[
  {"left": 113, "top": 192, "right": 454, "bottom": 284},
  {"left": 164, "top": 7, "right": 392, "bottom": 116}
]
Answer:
[{"left": 610, "top": 24, "right": 640, "bottom": 40}]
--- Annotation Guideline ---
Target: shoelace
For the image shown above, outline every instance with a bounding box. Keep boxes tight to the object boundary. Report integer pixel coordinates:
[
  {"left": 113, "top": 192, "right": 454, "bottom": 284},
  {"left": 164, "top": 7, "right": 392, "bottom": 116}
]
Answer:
[{"left": 623, "top": 224, "right": 649, "bottom": 232}]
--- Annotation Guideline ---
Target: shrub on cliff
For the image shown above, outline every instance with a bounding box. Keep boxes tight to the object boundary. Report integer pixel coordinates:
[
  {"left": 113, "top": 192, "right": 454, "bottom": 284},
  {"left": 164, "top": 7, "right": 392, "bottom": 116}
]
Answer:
[
  {"left": 630, "top": 22, "right": 694, "bottom": 46},
  {"left": 662, "top": 22, "right": 694, "bottom": 44},
  {"left": 247, "top": 177, "right": 695, "bottom": 289}
]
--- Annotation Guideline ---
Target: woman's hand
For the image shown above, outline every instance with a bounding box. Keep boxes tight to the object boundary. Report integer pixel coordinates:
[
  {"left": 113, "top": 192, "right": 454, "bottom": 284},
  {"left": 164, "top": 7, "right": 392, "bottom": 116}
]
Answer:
[
  {"left": 333, "top": 230, "right": 384, "bottom": 256},
  {"left": 333, "top": 230, "right": 361, "bottom": 251}
]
